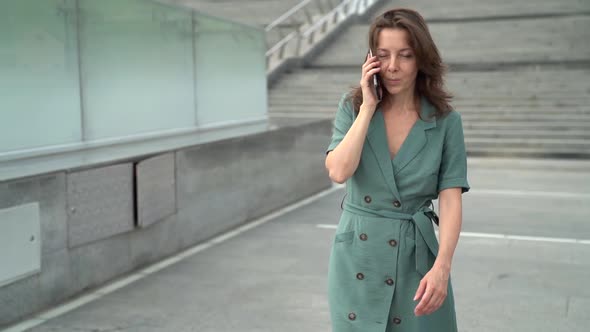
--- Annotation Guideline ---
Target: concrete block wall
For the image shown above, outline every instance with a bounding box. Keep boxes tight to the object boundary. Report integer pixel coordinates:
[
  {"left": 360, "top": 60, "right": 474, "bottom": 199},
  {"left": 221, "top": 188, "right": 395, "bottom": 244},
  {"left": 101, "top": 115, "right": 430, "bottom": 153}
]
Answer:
[{"left": 0, "top": 119, "right": 333, "bottom": 327}]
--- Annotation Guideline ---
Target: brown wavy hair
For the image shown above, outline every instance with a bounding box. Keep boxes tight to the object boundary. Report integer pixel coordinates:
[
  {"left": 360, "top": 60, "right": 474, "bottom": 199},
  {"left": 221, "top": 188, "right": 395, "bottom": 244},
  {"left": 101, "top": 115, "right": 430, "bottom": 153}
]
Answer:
[{"left": 350, "top": 8, "right": 453, "bottom": 119}]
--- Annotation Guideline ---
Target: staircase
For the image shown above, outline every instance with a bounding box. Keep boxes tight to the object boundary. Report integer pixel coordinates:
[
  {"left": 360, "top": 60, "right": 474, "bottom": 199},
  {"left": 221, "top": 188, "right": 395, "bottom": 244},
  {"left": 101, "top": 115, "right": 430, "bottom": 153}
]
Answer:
[{"left": 269, "top": 0, "right": 590, "bottom": 159}]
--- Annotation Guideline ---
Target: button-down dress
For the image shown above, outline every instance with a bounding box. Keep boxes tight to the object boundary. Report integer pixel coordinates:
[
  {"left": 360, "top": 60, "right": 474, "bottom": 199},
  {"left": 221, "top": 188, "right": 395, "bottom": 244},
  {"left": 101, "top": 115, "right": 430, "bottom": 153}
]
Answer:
[{"left": 326, "top": 93, "right": 470, "bottom": 332}]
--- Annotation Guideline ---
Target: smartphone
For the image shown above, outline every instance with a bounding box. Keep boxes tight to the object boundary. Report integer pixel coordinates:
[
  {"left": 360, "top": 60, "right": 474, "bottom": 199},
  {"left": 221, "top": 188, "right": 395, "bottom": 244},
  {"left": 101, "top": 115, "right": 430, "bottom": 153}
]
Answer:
[{"left": 368, "top": 49, "right": 382, "bottom": 101}]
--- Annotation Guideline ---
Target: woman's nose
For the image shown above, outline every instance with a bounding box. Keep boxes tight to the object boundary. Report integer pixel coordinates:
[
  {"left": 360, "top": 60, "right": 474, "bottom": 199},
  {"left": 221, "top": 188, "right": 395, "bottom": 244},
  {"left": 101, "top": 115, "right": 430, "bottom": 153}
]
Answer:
[{"left": 387, "top": 56, "right": 400, "bottom": 71}]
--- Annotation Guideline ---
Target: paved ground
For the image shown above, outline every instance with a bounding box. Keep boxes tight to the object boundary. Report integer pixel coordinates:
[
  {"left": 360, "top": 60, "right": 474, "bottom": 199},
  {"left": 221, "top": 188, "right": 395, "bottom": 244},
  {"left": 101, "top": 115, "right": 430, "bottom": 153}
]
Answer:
[
  {"left": 4, "top": 1, "right": 590, "bottom": 331},
  {"left": 5, "top": 157, "right": 588, "bottom": 332}
]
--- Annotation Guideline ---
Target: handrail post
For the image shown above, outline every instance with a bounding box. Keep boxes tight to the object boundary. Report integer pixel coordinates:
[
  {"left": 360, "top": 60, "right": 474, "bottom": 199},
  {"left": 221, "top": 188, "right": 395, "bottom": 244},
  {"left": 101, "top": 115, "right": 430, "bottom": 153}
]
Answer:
[{"left": 294, "top": 30, "right": 303, "bottom": 57}]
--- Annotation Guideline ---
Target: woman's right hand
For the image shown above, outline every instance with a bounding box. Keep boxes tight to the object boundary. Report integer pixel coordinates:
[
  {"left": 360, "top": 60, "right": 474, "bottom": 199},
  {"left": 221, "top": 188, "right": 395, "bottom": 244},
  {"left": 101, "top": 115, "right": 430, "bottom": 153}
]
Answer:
[{"left": 359, "top": 53, "right": 381, "bottom": 111}]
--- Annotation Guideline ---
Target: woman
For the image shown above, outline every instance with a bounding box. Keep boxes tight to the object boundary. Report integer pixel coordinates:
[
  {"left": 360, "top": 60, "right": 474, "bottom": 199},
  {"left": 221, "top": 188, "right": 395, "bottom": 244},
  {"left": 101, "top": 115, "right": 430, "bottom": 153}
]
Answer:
[{"left": 324, "top": 8, "right": 470, "bottom": 332}]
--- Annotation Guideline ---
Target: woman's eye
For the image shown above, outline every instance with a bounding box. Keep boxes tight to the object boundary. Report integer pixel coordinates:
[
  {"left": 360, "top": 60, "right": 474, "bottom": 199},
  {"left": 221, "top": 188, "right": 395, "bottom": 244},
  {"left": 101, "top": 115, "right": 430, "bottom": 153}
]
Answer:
[{"left": 400, "top": 54, "right": 413, "bottom": 58}]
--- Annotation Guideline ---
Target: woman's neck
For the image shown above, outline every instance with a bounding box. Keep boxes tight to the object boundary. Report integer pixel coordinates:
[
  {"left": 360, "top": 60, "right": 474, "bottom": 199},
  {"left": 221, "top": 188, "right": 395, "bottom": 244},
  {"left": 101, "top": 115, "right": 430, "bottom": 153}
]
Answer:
[{"left": 382, "top": 92, "right": 419, "bottom": 115}]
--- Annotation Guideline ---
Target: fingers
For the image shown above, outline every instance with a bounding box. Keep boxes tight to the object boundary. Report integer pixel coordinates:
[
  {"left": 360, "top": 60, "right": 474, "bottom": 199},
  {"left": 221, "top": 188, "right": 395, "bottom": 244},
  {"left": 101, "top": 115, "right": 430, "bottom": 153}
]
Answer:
[
  {"left": 413, "top": 279, "right": 426, "bottom": 301},
  {"left": 428, "top": 290, "right": 447, "bottom": 315},
  {"left": 414, "top": 283, "right": 433, "bottom": 316},
  {"left": 362, "top": 57, "right": 380, "bottom": 73},
  {"left": 363, "top": 67, "right": 380, "bottom": 83},
  {"left": 414, "top": 276, "right": 447, "bottom": 316},
  {"left": 361, "top": 56, "right": 380, "bottom": 75},
  {"left": 422, "top": 292, "right": 442, "bottom": 315},
  {"left": 414, "top": 282, "right": 448, "bottom": 316},
  {"left": 430, "top": 293, "right": 446, "bottom": 313},
  {"left": 359, "top": 55, "right": 381, "bottom": 105},
  {"left": 360, "top": 61, "right": 380, "bottom": 87}
]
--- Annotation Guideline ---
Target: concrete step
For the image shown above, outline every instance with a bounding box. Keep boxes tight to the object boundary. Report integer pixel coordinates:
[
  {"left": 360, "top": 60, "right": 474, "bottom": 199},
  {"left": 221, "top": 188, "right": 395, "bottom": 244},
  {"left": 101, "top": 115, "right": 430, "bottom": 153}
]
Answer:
[
  {"left": 466, "top": 137, "right": 590, "bottom": 148},
  {"left": 270, "top": 111, "right": 590, "bottom": 131},
  {"left": 269, "top": 104, "right": 590, "bottom": 119},
  {"left": 466, "top": 146, "right": 590, "bottom": 159},
  {"left": 463, "top": 119, "right": 590, "bottom": 128},
  {"left": 312, "top": 15, "right": 590, "bottom": 67},
  {"left": 269, "top": 97, "right": 590, "bottom": 109},
  {"left": 266, "top": 4, "right": 590, "bottom": 159},
  {"left": 269, "top": 89, "right": 590, "bottom": 101},
  {"left": 270, "top": 96, "right": 590, "bottom": 108},
  {"left": 371, "top": 0, "right": 590, "bottom": 21},
  {"left": 460, "top": 113, "right": 590, "bottom": 122},
  {"left": 271, "top": 104, "right": 590, "bottom": 116},
  {"left": 275, "top": 66, "right": 590, "bottom": 81},
  {"left": 271, "top": 72, "right": 590, "bottom": 100},
  {"left": 463, "top": 129, "right": 590, "bottom": 140}
]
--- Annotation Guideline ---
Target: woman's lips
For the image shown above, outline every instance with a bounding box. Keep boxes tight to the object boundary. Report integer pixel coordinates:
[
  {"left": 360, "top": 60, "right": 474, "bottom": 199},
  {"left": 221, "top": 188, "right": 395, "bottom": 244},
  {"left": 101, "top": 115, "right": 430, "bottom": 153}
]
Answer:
[{"left": 385, "top": 78, "right": 401, "bottom": 85}]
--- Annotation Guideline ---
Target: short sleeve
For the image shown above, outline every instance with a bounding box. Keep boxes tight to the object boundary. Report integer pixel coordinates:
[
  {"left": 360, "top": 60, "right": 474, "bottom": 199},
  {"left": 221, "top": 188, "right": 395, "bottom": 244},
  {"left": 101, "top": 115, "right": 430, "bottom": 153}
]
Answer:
[
  {"left": 326, "top": 93, "right": 354, "bottom": 154},
  {"left": 438, "top": 112, "right": 470, "bottom": 193}
]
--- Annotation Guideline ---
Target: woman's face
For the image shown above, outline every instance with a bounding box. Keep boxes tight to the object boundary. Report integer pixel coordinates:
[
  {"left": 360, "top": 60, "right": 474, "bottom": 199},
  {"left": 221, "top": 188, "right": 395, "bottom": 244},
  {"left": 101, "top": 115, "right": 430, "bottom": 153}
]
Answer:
[{"left": 375, "top": 28, "right": 418, "bottom": 97}]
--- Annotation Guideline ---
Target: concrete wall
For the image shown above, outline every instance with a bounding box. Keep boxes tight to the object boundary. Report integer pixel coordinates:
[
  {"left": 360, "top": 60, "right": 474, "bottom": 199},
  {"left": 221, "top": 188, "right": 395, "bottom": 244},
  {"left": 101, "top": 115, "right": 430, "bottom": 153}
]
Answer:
[{"left": 0, "top": 119, "right": 333, "bottom": 327}]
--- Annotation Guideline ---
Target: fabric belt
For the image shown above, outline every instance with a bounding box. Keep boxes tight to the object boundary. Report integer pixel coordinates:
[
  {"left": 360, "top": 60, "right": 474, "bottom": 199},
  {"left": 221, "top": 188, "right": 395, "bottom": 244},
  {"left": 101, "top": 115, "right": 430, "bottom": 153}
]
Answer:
[{"left": 342, "top": 201, "right": 439, "bottom": 276}]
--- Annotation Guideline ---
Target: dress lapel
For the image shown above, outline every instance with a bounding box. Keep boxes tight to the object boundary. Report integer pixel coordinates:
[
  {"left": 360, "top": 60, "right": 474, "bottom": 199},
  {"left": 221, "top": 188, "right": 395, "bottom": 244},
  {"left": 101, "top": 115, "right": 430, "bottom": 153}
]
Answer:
[
  {"left": 366, "top": 109, "right": 401, "bottom": 199},
  {"left": 365, "top": 97, "right": 438, "bottom": 199},
  {"left": 392, "top": 96, "right": 437, "bottom": 174}
]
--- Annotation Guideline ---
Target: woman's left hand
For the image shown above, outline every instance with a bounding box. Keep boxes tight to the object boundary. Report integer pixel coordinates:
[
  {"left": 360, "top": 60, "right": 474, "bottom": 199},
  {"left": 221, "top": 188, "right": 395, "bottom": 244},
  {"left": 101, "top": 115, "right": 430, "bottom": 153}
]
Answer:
[{"left": 413, "top": 265, "right": 450, "bottom": 316}]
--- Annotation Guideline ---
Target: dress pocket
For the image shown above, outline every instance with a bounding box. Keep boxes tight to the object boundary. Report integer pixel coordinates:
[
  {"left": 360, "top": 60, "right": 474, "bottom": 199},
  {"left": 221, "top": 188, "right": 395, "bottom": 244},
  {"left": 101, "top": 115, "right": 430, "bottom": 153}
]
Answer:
[{"left": 334, "top": 230, "right": 355, "bottom": 244}]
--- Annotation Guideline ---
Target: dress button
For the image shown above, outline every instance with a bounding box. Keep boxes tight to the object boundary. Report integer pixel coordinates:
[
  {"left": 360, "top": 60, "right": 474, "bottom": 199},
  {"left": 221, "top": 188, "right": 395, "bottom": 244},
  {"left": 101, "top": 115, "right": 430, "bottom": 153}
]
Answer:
[
  {"left": 359, "top": 233, "right": 368, "bottom": 241},
  {"left": 385, "top": 278, "right": 394, "bottom": 286},
  {"left": 364, "top": 195, "right": 372, "bottom": 203},
  {"left": 392, "top": 317, "right": 401, "bottom": 324},
  {"left": 356, "top": 273, "right": 364, "bottom": 280},
  {"left": 392, "top": 200, "right": 401, "bottom": 208},
  {"left": 389, "top": 239, "right": 398, "bottom": 247},
  {"left": 348, "top": 312, "right": 356, "bottom": 320}
]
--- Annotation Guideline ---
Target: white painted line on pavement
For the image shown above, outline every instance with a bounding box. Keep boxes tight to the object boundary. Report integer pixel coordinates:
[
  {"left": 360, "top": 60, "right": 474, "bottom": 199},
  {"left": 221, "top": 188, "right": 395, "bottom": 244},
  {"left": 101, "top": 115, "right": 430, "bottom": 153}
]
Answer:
[
  {"left": 94, "top": 274, "right": 146, "bottom": 295},
  {"left": 317, "top": 224, "right": 338, "bottom": 229},
  {"left": 329, "top": 184, "right": 590, "bottom": 199},
  {"left": 460, "top": 231, "right": 590, "bottom": 244},
  {"left": 0, "top": 184, "right": 343, "bottom": 332},
  {"left": 37, "top": 293, "right": 103, "bottom": 320},
  {"left": 316, "top": 225, "right": 590, "bottom": 245},
  {"left": 470, "top": 189, "right": 590, "bottom": 199}
]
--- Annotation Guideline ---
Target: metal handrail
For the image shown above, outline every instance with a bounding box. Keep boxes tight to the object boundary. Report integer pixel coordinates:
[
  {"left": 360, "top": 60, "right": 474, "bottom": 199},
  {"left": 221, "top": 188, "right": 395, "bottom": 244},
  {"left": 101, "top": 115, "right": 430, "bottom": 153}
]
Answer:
[
  {"left": 301, "top": 0, "right": 353, "bottom": 38},
  {"left": 266, "top": 31, "right": 299, "bottom": 57},
  {"left": 265, "top": 0, "right": 381, "bottom": 70},
  {"left": 265, "top": 0, "right": 314, "bottom": 32}
]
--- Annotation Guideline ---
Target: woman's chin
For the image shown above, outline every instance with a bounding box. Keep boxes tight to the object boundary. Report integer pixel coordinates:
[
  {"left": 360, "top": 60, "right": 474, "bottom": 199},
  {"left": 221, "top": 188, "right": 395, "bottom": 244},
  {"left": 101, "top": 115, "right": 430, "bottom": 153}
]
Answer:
[
  {"left": 383, "top": 85, "right": 411, "bottom": 97},
  {"left": 383, "top": 87, "right": 401, "bottom": 96}
]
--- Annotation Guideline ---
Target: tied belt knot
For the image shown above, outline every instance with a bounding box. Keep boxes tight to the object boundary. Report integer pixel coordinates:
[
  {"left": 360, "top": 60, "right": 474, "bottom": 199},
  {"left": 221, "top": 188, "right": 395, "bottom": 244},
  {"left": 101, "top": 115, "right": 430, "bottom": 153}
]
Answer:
[{"left": 342, "top": 201, "right": 439, "bottom": 276}]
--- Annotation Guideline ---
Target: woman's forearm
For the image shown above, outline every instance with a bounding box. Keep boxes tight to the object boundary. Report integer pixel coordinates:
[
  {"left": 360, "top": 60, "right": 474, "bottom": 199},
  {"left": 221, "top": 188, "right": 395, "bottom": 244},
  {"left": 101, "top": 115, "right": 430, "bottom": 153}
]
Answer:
[
  {"left": 434, "top": 188, "right": 463, "bottom": 272},
  {"left": 325, "top": 104, "right": 375, "bottom": 183}
]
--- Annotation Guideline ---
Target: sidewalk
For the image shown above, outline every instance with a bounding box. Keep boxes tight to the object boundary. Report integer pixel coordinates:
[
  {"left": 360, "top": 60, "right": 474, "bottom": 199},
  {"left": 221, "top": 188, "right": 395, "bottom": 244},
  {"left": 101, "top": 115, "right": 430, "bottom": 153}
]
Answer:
[{"left": 5, "top": 159, "right": 589, "bottom": 332}]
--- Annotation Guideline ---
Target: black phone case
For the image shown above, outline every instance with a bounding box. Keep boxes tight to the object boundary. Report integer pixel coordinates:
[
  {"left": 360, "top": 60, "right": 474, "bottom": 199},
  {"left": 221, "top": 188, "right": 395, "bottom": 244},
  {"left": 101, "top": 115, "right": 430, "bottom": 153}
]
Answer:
[{"left": 367, "top": 49, "right": 382, "bottom": 101}]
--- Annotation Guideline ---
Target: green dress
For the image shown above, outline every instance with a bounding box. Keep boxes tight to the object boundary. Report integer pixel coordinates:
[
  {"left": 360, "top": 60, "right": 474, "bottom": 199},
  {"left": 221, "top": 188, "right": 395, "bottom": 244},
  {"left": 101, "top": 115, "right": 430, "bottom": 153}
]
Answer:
[{"left": 326, "top": 93, "right": 470, "bottom": 332}]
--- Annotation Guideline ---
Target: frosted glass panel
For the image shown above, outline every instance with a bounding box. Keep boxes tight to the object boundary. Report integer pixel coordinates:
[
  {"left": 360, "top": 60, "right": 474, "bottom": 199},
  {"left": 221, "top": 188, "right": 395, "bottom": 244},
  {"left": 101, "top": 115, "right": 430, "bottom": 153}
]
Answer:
[
  {"left": 0, "top": 0, "right": 81, "bottom": 153},
  {"left": 79, "top": 0, "right": 195, "bottom": 140},
  {"left": 194, "top": 15, "right": 267, "bottom": 126},
  {"left": 0, "top": 0, "right": 268, "bottom": 181}
]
